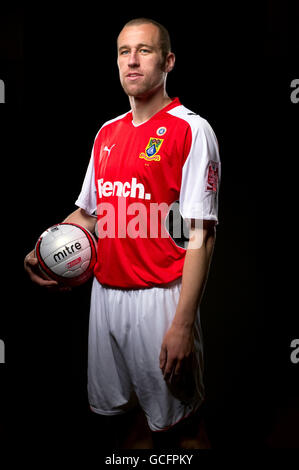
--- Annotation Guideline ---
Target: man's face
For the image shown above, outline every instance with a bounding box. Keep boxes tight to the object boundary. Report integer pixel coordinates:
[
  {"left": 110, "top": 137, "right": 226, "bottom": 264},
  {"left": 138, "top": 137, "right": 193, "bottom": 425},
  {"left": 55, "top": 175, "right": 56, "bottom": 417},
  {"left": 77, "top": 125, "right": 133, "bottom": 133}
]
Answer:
[{"left": 117, "top": 23, "right": 169, "bottom": 98}]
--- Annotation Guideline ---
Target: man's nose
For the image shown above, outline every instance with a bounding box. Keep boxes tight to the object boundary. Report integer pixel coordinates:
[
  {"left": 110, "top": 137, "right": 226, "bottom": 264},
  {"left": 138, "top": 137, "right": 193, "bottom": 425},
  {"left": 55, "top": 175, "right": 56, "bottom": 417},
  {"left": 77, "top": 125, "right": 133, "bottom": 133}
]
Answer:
[{"left": 128, "top": 50, "right": 139, "bottom": 67}]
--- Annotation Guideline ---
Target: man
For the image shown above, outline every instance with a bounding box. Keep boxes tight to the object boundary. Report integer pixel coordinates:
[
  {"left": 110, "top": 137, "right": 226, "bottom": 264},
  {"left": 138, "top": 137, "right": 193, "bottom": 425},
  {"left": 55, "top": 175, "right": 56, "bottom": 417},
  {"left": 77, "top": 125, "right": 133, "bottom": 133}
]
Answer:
[{"left": 24, "top": 18, "right": 221, "bottom": 448}]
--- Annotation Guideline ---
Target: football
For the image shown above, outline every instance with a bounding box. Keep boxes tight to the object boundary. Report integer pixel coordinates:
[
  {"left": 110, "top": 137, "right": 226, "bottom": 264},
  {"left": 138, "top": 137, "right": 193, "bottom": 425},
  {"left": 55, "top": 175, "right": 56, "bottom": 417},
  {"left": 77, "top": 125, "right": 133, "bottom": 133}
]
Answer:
[{"left": 35, "top": 223, "right": 97, "bottom": 287}]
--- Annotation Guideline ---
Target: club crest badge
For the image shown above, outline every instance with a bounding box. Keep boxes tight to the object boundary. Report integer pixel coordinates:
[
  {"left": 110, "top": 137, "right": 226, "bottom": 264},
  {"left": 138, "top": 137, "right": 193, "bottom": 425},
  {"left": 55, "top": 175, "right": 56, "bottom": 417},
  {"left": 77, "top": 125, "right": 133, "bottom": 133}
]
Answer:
[{"left": 139, "top": 137, "right": 164, "bottom": 162}]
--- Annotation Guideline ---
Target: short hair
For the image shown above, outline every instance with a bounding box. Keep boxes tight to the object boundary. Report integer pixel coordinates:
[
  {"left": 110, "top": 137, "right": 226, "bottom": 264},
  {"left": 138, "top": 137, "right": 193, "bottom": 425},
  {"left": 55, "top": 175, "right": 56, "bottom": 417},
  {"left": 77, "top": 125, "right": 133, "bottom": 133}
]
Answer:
[{"left": 120, "top": 18, "right": 171, "bottom": 62}]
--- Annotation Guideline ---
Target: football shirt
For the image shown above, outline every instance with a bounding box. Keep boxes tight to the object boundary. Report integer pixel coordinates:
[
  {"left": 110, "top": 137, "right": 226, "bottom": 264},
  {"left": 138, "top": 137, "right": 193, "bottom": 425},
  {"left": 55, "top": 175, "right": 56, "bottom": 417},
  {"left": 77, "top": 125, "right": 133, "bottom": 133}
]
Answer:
[{"left": 76, "top": 98, "right": 220, "bottom": 288}]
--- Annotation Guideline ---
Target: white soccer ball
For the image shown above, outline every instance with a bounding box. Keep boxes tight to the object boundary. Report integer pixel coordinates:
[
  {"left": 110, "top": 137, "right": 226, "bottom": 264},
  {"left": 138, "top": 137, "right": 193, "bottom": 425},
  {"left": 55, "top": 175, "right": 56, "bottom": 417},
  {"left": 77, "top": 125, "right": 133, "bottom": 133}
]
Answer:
[{"left": 35, "top": 223, "right": 97, "bottom": 287}]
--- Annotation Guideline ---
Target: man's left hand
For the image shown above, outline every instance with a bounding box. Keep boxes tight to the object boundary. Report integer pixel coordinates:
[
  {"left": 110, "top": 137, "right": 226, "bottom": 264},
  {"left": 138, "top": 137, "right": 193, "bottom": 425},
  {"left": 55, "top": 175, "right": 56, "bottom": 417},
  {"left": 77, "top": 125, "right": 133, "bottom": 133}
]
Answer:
[{"left": 159, "top": 323, "right": 195, "bottom": 383}]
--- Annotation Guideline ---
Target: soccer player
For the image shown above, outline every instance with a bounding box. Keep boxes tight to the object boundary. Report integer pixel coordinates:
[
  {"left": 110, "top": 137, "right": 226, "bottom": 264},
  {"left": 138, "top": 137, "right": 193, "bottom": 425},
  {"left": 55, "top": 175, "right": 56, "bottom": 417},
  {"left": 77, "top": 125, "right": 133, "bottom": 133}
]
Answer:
[{"left": 24, "top": 18, "right": 221, "bottom": 448}]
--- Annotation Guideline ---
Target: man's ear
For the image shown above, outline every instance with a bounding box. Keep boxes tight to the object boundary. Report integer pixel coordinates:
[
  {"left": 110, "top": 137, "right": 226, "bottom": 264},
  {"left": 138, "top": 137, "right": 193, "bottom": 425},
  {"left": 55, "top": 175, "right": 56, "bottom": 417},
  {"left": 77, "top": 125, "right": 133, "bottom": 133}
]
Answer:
[{"left": 164, "top": 52, "right": 175, "bottom": 73}]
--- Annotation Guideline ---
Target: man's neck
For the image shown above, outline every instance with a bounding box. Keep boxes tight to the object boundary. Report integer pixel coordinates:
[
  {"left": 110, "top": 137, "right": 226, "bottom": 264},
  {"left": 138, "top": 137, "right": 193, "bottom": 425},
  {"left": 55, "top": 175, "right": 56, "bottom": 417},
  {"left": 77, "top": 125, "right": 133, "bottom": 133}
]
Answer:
[{"left": 129, "top": 88, "right": 172, "bottom": 126}]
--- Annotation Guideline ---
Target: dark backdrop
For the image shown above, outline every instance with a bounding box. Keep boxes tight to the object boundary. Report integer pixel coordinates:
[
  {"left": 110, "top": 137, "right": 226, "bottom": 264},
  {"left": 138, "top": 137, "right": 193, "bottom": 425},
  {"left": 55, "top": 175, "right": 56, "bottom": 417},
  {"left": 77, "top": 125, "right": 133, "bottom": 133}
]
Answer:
[{"left": 1, "top": 2, "right": 298, "bottom": 451}]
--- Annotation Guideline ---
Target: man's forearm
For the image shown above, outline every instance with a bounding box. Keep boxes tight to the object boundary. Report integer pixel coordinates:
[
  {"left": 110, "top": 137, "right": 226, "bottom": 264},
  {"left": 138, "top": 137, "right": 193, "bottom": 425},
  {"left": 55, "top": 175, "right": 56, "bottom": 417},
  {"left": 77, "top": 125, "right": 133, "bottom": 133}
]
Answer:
[
  {"left": 63, "top": 208, "right": 97, "bottom": 234},
  {"left": 172, "top": 221, "right": 216, "bottom": 329}
]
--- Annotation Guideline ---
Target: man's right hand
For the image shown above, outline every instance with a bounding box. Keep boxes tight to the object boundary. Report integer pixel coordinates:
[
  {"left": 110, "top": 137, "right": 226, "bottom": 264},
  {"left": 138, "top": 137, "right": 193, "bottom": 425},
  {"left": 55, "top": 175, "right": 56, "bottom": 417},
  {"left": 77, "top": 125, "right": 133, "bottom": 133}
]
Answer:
[
  {"left": 24, "top": 249, "right": 58, "bottom": 287},
  {"left": 24, "top": 208, "right": 96, "bottom": 290}
]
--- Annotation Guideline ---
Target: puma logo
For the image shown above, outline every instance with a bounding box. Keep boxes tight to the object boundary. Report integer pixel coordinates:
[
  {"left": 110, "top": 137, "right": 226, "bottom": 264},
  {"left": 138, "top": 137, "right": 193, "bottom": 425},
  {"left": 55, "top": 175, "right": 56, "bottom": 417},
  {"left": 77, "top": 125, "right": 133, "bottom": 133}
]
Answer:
[{"left": 103, "top": 144, "right": 116, "bottom": 157}]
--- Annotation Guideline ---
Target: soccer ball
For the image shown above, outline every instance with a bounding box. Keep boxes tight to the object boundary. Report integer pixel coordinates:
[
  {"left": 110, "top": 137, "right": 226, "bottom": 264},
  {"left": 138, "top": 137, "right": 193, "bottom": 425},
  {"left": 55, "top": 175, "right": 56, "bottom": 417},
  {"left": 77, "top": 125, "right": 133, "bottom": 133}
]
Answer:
[{"left": 35, "top": 223, "right": 97, "bottom": 287}]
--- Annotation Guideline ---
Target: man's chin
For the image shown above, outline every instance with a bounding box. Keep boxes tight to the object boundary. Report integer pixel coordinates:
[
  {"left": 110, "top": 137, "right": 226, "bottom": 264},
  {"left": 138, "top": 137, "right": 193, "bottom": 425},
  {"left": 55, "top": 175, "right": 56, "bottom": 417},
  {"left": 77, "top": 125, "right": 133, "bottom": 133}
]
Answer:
[
  {"left": 122, "top": 83, "right": 150, "bottom": 99},
  {"left": 125, "top": 88, "right": 146, "bottom": 98}
]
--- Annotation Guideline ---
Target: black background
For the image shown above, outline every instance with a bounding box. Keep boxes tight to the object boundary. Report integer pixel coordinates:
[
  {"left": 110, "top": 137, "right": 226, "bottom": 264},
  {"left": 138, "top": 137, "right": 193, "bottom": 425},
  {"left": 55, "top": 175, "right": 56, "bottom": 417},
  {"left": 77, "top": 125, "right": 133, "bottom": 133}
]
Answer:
[{"left": 1, "top": 2, "right": 298, "bottom": 452}]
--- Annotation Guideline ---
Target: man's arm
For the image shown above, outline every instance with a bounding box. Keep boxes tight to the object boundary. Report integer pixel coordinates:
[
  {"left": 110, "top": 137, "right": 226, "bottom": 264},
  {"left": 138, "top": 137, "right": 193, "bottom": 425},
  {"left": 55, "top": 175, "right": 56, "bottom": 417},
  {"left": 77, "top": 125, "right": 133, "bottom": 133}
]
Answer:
[
  {"left": 24, "top": 208, "right": 96, "bottom": 287},
  {"left": 159, "top": 219, "right": 216, "bottom": 381},
  {"left": 63, "top": 207, "right": 97, "bottom": 233}
]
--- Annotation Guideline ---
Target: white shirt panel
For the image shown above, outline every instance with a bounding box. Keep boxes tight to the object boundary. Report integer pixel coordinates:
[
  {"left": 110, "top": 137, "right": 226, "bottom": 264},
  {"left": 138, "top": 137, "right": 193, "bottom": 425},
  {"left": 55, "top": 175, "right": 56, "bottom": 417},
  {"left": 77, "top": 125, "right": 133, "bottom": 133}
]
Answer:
[
  {"left": 167, "top": 106, "right": 221, "bottom": 223},
  {"left": 75, "top": 148, "right": 97, "bottom": 216}
]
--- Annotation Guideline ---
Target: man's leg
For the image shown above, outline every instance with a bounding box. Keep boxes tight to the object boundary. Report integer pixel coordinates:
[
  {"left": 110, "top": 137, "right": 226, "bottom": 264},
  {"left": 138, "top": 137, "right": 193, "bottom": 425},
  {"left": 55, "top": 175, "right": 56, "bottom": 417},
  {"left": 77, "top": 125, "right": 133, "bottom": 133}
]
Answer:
[
  {"left": 88, "top": 410, "right": 133, "bottom": 449},
  {"left": 88, "top": 406, "right": 154, "bottom": 450},
  {"left": 151, "top": 407, "right": 211, "bottom": 449}
]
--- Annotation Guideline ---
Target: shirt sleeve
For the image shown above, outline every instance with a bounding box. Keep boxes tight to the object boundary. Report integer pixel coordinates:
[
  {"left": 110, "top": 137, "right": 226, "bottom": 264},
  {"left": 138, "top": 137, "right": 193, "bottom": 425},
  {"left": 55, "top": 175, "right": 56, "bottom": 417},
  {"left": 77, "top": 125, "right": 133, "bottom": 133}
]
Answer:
[
  {"left": 179, "top": 117, "right": 221, "bottom": 224},
  {"left": 75, "top": 147, "right": 97, "bottom": 216}
]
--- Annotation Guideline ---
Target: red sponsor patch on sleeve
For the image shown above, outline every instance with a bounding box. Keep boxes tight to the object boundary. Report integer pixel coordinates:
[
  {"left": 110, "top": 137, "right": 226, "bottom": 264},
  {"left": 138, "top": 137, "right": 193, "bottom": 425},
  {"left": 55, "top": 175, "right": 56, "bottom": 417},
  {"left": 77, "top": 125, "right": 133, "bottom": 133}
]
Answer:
[{"left": 206, "top": 161, "right": 219, "bottom": 192}]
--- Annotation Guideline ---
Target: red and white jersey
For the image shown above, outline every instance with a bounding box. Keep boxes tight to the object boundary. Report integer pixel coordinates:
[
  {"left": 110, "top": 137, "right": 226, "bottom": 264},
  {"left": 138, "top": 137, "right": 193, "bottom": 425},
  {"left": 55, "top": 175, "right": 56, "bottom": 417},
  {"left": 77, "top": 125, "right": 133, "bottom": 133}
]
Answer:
[{"left": 76, "top": 98, "right": 221, "bottom": 288}]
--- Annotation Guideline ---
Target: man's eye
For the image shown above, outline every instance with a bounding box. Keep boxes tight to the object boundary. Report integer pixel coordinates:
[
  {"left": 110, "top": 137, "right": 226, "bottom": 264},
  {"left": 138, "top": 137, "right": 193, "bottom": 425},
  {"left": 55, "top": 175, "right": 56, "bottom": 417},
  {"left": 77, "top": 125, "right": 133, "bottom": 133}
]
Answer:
[
  {"left": 120, "top": 50, "right": 129, "bottom": 55},
  {"left": 140, "top": 49, "right": 150, "bottom": 54}
]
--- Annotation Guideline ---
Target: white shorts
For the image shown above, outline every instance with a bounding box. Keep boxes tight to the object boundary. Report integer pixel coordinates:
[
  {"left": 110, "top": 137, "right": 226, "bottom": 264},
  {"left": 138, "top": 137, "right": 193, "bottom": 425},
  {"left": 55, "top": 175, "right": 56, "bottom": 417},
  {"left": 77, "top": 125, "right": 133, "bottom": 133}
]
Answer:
[{"left": 88, "top": 276, "right": 205, "bottom": 432}]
